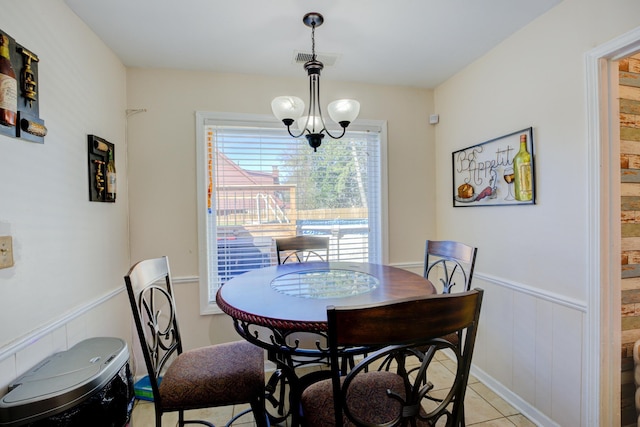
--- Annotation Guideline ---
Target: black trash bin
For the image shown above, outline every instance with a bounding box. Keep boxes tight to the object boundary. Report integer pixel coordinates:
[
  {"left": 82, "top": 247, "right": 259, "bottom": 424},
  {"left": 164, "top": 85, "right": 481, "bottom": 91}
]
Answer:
[{"left": 0, "top": 337, "right": 134, "bottom": 427}]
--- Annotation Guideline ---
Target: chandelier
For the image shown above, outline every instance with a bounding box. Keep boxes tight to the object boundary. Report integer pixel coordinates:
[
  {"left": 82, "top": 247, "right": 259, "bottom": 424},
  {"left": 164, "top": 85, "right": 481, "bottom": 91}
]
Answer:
[{"left": 271, "top": 13, "right": 360, "bottom": 152}]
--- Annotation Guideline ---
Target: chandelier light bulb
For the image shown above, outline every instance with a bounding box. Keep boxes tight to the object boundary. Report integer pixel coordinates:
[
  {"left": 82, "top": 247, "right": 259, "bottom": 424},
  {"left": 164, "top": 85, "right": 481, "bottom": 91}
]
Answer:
[
  {"left": 327, "top": 99, "right": 360, "bottom": 127},
  {"left": 271, "top": 96, "right": 305, "bottom": 124},
  {"left": 296, "top": 115, "right": 323, "bottom": 133}
]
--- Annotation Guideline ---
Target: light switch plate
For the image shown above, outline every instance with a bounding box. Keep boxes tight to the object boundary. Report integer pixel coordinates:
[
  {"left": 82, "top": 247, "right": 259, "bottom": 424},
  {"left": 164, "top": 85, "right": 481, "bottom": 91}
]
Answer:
[{"left": 0, "top": 236, "right": 14, "bottom": 269}]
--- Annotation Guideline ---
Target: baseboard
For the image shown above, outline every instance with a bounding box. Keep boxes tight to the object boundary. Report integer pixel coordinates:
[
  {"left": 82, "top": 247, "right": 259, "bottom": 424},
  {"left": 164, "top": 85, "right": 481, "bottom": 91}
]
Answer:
[{"left": 470, "top": 364, "right": 560, "bottom": 427}]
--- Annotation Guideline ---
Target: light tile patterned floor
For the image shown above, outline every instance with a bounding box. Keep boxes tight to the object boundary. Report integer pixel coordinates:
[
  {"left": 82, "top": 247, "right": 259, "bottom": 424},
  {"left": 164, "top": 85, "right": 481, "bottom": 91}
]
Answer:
[{"left": 130, "top": 355, "right": 537, "bottom": 427}]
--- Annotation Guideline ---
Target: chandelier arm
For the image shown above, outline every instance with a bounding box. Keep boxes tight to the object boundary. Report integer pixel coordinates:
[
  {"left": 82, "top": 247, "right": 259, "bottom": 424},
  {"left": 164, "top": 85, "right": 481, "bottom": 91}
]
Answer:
[
  {"left": 322, "top": 126, "right": 348, "bottom": 140},
  {"left": 314, "top": 76, "right": 341, "bottom": 137},
  {"left": 314, "top": 74, "right": 329, "bottom": 135},
  {"left": 304, "top": 74, "right": 315, "bottom": 133},
  {"left": 286, "top": 124, "right": 306, "bottom": 139}
]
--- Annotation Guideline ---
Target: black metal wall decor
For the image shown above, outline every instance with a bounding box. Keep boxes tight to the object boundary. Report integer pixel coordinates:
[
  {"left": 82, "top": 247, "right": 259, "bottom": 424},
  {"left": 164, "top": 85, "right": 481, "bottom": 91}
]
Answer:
[
  {"left": 88, "top": 135, "right": 116, "bottom": 203},
  {"left": 0, "top": 29, "right": 46, "bottom": 143}
]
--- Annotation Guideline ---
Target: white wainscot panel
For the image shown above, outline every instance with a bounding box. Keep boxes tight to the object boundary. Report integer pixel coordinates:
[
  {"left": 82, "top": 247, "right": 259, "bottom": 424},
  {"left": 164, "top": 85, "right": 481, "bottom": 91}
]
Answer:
[
  {"left": 15, "top": 326, "right": 66, "bottom": 378},
  {"left": 535, "top": 298, "right": 554, "bottom": 417},
  {"left": 478, "top": 282, "right": 514, "bottom": 386},
  {"left": 0, "top": 357, "right": 16, "bottom": 396},
  {"left": 512, "top": 292, "right": 537, "bottom": 403},
  {"left": 470, "top": 274, "right": 586, "bottom": 427},
  {"left": 550, "top": 304, "right": 584, "bottom": 426}
]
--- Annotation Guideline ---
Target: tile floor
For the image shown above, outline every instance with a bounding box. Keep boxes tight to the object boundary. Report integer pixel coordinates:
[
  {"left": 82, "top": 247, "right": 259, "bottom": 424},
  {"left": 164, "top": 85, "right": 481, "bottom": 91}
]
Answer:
[{"left": 130, "top": 353, "right": 536, "bottom": 427}]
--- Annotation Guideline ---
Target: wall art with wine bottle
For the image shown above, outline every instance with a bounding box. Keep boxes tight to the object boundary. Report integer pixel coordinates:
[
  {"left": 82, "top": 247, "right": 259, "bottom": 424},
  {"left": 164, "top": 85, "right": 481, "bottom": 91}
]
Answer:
[
  {"left": 452, "top": 127, "right": 535, "bottom": 207},
  {"left": 88, "top": 135, "right": 117, "bottom": 203},
  {"left": 0, "top": 29, "right": 46, "bottom": 143}
]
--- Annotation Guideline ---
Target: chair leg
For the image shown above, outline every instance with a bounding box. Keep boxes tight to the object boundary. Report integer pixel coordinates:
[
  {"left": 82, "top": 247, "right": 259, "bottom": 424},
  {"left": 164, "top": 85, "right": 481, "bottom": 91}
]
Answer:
[
  {"left": 178, "top": 409, "right": 215, "bottom": 427},
  {"left": 250, "top": 394, "right": 270, "bottom": 427}
]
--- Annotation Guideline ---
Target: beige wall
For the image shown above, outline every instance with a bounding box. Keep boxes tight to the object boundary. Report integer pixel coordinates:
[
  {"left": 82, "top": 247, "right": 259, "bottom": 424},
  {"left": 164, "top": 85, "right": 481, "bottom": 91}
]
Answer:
[
  {"left": 125, "top": 69, "right": 436, "bottom": 349},
  {"left": 2, "top": 0, "right": 640, "bottom": 424},
  {"left": 0, "top": 0, "right": 131, "bottom": 393},
  {"left": 434, "top": 0, "right": 640, "bottom": 425}
]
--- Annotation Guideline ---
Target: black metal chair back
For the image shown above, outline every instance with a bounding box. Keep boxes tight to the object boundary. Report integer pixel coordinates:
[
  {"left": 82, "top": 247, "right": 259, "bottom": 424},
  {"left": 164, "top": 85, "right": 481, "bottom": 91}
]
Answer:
[
  {"left": 301, "top": 288, "right": 484, "bottom": 427},
  {"left": 424, "top": 240, "right": 477, "bottom": 293},
  {"left": 125, "top": 256, "right": 181, "bottom": 409},
  {"left": 275, "top": 235, "right": 329, "bottom": 264}
]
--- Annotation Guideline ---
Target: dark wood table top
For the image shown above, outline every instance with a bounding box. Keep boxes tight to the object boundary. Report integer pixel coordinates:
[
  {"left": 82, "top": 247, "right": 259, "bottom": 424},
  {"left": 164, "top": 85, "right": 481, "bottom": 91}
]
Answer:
[{"left": 216, "top": 261, "right": 436, "bottom": 332}]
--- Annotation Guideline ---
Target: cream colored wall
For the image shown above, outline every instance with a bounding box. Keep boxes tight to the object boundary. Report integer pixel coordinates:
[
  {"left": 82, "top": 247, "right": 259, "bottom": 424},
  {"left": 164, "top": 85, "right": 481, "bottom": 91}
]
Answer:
[
  {"left": 0, "top": 0, "right": 131, "bottom": 392},
  {"left": 125, "top": 69, "right": 435, "bottom": 349},
  {"left": 434, "top": 0, "right": 640, "bottom": 425}
]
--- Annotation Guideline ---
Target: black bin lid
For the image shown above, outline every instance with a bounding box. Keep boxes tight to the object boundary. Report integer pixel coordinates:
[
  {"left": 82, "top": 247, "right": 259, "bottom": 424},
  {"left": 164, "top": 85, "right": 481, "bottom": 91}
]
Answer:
[{"left": 0, "top": 337, "right": 129, "bottom": 426}]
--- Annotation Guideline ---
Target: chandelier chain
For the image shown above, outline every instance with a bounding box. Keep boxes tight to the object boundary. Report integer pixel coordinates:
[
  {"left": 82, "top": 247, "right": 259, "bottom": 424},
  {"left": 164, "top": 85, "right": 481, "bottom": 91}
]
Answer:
[{"left": 311, "top": 23, "right": 316, "bottom": 60}]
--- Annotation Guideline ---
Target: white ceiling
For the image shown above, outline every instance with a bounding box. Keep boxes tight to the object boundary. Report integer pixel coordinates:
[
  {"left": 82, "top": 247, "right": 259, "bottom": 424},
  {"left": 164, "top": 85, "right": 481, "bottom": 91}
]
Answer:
[{"left": 63, "top": 0, "right": 562, "bottom": 88}]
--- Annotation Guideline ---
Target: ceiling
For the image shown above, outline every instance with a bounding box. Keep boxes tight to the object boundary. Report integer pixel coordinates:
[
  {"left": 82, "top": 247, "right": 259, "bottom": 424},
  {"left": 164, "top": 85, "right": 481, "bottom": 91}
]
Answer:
[{"left": 63, "top": 0, "right": 562, "bottom": 89}]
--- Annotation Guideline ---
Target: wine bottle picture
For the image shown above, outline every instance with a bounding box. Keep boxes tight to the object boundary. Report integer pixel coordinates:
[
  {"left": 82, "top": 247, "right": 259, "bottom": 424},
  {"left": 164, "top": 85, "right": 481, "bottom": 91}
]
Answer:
[
  {"left": 513, "top": 134, "right": 532, "bottom": 201},
  {"left": 106, "top": 149, "right": 116, "bottom": 202},
  {"left": 0, "top": 34, "right": 17, "bottom": 127}
]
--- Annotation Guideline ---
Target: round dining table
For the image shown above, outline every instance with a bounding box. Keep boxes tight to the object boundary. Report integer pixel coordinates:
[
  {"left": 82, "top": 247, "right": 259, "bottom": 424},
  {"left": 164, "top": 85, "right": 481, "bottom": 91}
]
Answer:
[
  {"left": 216, "top": 261, "right": 436, "bottom": 425},
  {"left": 216, "top": 261, "right": 436, "bottom": 331}
]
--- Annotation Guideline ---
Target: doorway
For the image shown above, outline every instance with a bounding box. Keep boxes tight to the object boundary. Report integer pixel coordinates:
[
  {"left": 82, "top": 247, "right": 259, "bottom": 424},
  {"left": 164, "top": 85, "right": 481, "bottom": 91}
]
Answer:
[
  {"left": 586, "top": 27, "right": 640, "bottom": 426},
  {"left": 620, "top": 53, "right": 640, "bottom": 426}
]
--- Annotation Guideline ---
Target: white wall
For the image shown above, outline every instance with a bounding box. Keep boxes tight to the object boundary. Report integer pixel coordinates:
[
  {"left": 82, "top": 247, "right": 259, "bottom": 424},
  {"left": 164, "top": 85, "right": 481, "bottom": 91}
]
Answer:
[
  {"left": 434, "top": 0, "right": 640, "bottom": 425},
  {"left": 0, "top": 0, "right": 130, "bottom": 393},
  {"left": 125, "top": 69, "right": 436, "bottom": 350}
]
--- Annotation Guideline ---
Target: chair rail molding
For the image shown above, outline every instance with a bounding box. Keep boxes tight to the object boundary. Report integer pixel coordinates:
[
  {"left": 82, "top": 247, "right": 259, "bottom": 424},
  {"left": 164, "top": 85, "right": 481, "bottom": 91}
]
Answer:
[
  {"left": 0, "top": 287, "right": 124, "bottom": 363},
  {"left": 475, "top": 272, "right": 586, "bottom": 312}
]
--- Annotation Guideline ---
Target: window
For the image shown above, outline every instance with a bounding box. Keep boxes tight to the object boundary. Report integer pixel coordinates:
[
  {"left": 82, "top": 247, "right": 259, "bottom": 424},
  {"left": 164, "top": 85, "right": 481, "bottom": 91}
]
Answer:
[{"left": 196, "top": 112, "right": 388, "bottom": 313}]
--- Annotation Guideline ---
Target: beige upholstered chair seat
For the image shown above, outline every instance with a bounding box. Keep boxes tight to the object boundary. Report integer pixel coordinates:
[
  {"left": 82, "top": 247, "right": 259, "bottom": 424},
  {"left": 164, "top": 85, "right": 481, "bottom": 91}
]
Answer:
[
  {"left": 301, "top": 370, "right": 430, "bottom": 426},
  {"left": 160, "top": 341, "right": 264, "bottom": 411}
]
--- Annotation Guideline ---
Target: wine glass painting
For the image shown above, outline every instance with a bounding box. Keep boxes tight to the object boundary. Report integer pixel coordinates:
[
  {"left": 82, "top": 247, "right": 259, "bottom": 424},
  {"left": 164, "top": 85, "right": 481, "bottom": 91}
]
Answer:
[
  {"left": 451, "top": 127, "right": 535, "bottom": 207},
  {"left": 503, "top": 166, "right": 515, "bottom": 201}
]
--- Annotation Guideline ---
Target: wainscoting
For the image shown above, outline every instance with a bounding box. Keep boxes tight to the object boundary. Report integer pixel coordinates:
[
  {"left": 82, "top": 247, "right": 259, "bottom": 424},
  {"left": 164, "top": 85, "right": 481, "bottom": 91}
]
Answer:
[
  {"left": 470, "top": 273, "right": 585, "bottom": 427},
  {"left": 0, "top": 289, "right": 133, "bottom": 395}
]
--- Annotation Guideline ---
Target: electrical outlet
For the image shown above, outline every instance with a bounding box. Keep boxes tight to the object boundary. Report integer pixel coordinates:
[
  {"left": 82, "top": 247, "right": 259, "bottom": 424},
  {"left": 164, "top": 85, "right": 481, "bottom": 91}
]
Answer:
[{"left": 0, "top": 236, "right": 14, "bottom": 269}]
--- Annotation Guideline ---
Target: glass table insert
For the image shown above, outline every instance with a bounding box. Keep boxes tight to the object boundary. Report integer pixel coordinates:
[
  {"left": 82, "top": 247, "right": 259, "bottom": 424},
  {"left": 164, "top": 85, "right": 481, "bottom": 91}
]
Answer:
[{"left": 271, "top": 268, "right": 379, "bottom": 299}]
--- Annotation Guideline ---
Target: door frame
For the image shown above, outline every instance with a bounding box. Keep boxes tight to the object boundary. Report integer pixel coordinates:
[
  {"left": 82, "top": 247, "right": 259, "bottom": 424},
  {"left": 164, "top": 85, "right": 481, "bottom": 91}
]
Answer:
[{"left": 586, "top": 26, "right": 640, "bottom": 426}]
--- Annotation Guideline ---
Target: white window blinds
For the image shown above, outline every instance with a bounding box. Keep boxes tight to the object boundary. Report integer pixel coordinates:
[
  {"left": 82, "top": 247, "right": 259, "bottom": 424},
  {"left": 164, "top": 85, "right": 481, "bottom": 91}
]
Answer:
[{"left": 196, "top": 113, "right": 386, "bottom": 310}]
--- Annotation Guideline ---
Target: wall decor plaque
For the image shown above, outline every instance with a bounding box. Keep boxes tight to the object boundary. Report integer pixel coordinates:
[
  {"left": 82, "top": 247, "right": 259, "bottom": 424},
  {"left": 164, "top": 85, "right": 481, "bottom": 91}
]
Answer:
[
  {"left": 88, "top": 135, "right": 116, "bottom": 203},
  {"left": 0, "top": 29, "right": 45, "bottom": 143},
  {"left": 452, "top": 127, "right": 535, "bottom": 207}
]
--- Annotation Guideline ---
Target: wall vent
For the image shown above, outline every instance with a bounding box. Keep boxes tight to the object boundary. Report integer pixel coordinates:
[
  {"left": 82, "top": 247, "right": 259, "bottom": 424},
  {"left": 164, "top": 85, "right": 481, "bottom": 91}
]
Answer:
[{"left": 293, "top": 50, "right": 340, "bottom": 67}]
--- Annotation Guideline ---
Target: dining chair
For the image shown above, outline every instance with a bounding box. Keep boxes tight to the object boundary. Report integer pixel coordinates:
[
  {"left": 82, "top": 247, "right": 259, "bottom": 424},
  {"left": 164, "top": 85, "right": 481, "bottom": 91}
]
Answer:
[
  {"left": 424, "top": 240, "right": 477, "bottom": 294},
  {"left": 267, "top": 235, "right": 331, "bottom": 423},
  {"left": 299, "top": 289, "right": 484, "bottom": 427},
  {"left": 124, "top": 256, "right": 269, "bottom": 427},
  {"left": 275, "top": 235, "right": 329, "bottom": 264},
  {"left": 407, "top": 240, "right": 478, "bottom": 422}
]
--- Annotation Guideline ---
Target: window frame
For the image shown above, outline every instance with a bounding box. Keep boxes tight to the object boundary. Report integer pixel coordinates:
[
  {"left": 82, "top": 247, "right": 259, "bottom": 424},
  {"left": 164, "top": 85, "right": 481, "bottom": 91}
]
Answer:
[{"left": 195, "top": 111, "right": 389, "bottom": 314}]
